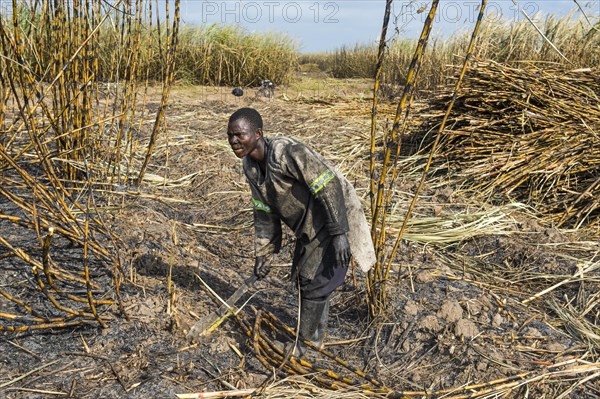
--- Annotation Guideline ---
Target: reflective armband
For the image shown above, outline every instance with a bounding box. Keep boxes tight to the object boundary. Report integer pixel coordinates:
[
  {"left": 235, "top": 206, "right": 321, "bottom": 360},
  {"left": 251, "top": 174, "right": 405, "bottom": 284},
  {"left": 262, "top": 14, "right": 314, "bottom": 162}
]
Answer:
[
  {"left": 252, "top": 198, "right": 271, "bottom": 213},
  {"left": 309, "top": 169, "right": 334, "bottom": 195}
]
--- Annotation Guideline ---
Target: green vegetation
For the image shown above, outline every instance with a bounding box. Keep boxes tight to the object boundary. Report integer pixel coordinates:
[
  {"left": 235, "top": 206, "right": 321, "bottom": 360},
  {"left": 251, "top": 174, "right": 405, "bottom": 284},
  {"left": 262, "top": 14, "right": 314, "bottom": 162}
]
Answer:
[
  {"left": 300, "top": 15, "right": 600, "bottom": 94},
  {"left": 6, "top": 3, "right": 596, "bottom": 92},
  {"left": 3, "top": 9, "right": 298, "bottom": 88},
  {"left": 171, "top": 24, "right": 298, "bottom": 86}
]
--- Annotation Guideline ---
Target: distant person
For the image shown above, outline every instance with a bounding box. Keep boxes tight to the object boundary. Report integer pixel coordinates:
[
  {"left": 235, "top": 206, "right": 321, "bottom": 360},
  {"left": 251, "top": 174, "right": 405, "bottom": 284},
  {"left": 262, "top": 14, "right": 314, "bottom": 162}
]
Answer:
[{"left": 227, "top": 107, "right": 375, "bottom": 355}]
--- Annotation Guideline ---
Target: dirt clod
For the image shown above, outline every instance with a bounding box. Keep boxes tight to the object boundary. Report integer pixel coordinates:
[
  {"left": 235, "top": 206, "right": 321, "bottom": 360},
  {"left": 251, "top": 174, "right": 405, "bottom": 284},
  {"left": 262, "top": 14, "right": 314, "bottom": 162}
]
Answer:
[
  {"left": 414, "top": 270, "right": 434, "bottom": 283},
  {"left": 455, "top": 318, "right": 479, "bottom": 338},
  {"left": 438, "top": 299, "right": 463, "bottom": 323},
  {"left": 403, "top": 300, "right": 420, "bottom": 317},
  {"left": 420, "top": 314, "right": 443, "bottom": 333}
]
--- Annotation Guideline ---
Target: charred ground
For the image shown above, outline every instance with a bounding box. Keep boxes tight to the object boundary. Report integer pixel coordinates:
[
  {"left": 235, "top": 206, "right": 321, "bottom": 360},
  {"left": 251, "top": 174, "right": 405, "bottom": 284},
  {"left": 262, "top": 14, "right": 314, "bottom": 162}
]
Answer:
[{"left": 1, "top": 82, "right": 599, "bottom": 398}]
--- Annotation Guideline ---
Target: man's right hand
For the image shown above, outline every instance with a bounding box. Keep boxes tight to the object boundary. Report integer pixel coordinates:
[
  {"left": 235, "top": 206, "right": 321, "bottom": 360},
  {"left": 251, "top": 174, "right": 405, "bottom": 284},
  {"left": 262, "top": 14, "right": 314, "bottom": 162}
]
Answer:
[{"left": 254, "top": 255, "right": 272, "bottom": 279}]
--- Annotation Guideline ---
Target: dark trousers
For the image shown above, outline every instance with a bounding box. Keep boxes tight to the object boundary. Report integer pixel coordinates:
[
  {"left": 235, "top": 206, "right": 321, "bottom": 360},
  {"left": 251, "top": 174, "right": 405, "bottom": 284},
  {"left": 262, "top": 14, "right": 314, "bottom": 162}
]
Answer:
[{"left": 298, "top": 240, "right": 348, "bottom": 301}]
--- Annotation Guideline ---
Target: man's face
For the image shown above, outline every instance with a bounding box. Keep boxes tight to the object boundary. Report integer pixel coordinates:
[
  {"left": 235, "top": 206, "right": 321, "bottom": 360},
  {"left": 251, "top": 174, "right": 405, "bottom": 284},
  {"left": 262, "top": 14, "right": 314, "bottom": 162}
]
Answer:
[{"left": 227, "top": 118, "right": 262, "bottom": 159}]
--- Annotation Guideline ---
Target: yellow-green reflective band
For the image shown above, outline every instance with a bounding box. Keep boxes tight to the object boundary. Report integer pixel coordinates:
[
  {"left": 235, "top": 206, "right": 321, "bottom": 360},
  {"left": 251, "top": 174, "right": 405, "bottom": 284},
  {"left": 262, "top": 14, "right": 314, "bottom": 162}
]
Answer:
[
  {"left": 310, "top": 169, "right": 334, "bottom": 195},
  {"left": 252, "top": 198, "right": 271, "bottom": 213}
]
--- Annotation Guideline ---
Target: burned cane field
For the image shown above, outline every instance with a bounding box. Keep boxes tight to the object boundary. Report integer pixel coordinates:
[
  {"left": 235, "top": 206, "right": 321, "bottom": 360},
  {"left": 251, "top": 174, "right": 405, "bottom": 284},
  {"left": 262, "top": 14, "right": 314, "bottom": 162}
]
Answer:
[{"left": 1, "top": 1, "right": 600, "bottom": 398}]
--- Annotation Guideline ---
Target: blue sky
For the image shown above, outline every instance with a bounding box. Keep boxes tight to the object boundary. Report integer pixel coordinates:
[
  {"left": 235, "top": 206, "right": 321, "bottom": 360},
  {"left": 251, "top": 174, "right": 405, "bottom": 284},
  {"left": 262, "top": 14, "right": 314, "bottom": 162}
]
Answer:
[{"left": 178, "top": 0, "right": 600, "bottom": 52}]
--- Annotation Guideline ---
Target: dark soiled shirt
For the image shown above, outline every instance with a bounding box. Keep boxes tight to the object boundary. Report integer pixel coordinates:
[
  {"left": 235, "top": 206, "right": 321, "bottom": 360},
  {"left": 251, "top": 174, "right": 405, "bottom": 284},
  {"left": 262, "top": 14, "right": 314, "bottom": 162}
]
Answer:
[{"left": 243, "top": 136, "right": 349, "bottom": 279}]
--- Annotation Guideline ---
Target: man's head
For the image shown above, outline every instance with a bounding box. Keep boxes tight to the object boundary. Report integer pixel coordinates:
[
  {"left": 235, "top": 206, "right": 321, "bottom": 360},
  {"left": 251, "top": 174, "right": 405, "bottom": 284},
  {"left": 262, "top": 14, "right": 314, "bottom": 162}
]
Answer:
[
  {"left": 227, "top": 108, "right": 265, "bottom": 161},
  {"left": 229, "top": 107, "right": 263, "bottom": 131}
]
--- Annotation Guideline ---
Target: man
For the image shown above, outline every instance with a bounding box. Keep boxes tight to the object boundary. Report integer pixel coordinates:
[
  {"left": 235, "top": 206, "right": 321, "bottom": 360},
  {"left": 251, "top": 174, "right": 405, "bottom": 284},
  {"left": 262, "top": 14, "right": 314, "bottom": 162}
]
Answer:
[{"left": 227, "top": 107, "right": 375, "bottom": 354}]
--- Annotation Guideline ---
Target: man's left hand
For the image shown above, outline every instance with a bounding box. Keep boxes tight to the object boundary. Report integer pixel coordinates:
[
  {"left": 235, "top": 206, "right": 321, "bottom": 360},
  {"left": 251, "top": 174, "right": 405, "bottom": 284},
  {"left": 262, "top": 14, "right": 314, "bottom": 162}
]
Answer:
[
  {"left": 332, "top": 233, "right": 351, "bottom": 267},
  {"left": 254, "top": 255, "right": 272, "bottom": 279}
]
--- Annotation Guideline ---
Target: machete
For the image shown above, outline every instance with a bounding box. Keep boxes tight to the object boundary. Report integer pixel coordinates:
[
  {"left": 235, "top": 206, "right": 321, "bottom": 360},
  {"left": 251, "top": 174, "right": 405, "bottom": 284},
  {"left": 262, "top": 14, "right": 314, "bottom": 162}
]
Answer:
[{"left": 187, "top": 274, "right": 258, "bottom": 339}]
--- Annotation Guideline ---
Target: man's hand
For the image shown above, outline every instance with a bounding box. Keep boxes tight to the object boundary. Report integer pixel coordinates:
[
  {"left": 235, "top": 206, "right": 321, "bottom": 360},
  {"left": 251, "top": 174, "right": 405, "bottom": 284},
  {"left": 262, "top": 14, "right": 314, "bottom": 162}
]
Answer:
[
  {"left": 254, "top": 255, "right": 272, "bottom": 279},
  {"left": 332, "top": 233, "right": 351, "bottom": 268}
]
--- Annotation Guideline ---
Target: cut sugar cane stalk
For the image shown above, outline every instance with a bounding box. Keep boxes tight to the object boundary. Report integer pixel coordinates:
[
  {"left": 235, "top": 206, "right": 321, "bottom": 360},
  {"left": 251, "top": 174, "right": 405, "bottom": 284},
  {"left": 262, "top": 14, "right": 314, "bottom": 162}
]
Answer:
[{"left": 176, "top": 388, "right": 255, "bottom": 399}]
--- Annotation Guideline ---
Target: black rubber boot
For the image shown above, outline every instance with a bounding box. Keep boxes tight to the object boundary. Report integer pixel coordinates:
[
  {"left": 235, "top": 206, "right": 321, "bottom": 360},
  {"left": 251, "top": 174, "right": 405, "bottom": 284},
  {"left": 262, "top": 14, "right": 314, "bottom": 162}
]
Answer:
[
  {"left": 317, "top": 299, "right": 330, "bottom": 345},
  {"left": 295, "top": 297, "right": 329, "bottom": 356}
]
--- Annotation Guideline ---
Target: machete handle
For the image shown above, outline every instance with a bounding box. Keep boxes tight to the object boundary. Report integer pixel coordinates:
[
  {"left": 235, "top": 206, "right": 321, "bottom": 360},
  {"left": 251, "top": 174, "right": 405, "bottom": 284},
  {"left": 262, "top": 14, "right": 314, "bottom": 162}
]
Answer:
[
  {"left": 222, "top": 274, "right": 258, "bottom": 309},
  {"left": 245, "top": 274, "right": 258, "bottom": 287},
  {"left": 187, "top": 273, "right": 259, "bottom": 340}
]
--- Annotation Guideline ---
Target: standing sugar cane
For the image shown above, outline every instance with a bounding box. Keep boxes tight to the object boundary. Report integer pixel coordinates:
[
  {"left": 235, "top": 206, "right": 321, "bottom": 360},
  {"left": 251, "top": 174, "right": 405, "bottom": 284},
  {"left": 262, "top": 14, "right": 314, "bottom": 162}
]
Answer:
[
  {"left": 369, "top": 0, "right": 393, "bottom": 213},
  {"left": 367, "top": 0, "right": 440, "bottom": 317},
  {"left": 386, "top": 0, "right": 489, "bottom": 287}
]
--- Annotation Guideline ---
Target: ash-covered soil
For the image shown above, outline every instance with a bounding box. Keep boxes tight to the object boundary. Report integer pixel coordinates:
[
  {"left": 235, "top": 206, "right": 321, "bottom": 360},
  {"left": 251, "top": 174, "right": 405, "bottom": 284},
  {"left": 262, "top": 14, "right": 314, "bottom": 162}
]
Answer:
[{"left": 1, "top": 85, "right": 598, "bottom": 398}]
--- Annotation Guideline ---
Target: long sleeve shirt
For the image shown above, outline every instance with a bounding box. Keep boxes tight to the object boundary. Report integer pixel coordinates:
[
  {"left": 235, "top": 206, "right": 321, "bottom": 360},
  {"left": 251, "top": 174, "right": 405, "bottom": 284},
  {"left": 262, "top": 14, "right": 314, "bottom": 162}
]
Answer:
[{"left": 243, "top": 136, "right": 350, "bottom": 279}]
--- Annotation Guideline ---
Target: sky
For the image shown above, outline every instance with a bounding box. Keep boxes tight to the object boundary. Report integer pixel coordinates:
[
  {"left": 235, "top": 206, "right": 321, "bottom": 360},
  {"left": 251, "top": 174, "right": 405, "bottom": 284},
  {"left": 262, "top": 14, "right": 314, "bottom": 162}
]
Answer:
[{"left": 178, "top": 0, "right": 600, "bottom": 52}]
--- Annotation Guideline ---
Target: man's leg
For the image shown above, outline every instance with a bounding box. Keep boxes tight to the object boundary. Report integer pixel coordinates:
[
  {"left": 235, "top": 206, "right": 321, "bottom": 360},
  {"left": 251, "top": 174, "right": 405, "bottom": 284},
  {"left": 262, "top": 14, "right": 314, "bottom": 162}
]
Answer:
[
  {"left": 296, "top": 242, "right": 347, "bottom": 355},
  {"left": 299, "top": 295, "right": 329, "bottom": 349}
]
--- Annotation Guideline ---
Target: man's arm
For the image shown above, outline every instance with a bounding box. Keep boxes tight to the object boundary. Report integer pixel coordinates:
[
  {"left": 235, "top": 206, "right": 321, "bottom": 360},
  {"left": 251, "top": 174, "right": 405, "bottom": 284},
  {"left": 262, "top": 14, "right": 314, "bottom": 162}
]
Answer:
[{"left": 250, "top": 189, "right": 281, "bottom": 279}]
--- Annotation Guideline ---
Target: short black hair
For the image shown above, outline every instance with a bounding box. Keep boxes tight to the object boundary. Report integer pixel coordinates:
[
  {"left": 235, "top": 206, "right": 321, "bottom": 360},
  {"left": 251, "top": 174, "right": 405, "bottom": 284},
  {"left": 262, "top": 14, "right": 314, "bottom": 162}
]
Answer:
[{"left": 229, "top": 108, "right": 263, "bottom": 130}]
